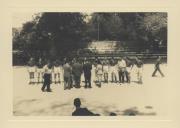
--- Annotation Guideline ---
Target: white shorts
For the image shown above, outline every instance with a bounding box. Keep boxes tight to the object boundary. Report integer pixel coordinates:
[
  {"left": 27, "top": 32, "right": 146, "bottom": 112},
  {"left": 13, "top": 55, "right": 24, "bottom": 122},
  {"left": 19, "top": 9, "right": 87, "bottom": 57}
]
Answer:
[
  {"left": 54, "top": 67, "right": 61, "bottom": 74},
  {"left": 37, "top": 68, "right": 43, "bottom": 73},
  {"left": 103, "top": 68, "right": 109, "bottom": 74},
  {"left": 136, "top": 67, "right": 143, "bottom": 75},
  {"left": 28, "top": 67, "right": 36, "bottom": 72},
  {"left": 110, "top": 66, "right": 117, "bottom": 73}
]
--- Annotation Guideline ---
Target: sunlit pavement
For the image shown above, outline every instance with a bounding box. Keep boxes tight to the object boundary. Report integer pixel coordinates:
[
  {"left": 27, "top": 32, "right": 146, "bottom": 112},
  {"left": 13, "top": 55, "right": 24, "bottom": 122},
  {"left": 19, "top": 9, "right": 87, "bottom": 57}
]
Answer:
[{"left": 13, "top": 64, "right": 168, "bottom": 116}]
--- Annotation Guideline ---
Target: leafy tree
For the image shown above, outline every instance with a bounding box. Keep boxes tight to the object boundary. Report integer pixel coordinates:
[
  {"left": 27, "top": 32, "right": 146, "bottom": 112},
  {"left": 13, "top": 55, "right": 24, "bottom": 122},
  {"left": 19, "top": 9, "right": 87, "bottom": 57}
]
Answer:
[
  {"left": 13, "top": 12, "right": 89, "bottom": 61},
  {"left": 139, "top": 13, "right": 167, "bottom": 50},
  {"left": 88, "top": 12, "right": 167, "bottom": 51},
  {"left": 35, "top": 13, "right": 88, "bottom": 59},
  {"left": 13, "top": 12, "right": 167, "bottom": 65}
]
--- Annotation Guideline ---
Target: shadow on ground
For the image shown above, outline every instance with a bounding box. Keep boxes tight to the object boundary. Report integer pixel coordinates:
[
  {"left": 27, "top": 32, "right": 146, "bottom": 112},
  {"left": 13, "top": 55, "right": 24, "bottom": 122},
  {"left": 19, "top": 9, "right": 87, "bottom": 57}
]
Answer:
[{"left": 14, "top": 98, "right": 156, "bottom": 116}]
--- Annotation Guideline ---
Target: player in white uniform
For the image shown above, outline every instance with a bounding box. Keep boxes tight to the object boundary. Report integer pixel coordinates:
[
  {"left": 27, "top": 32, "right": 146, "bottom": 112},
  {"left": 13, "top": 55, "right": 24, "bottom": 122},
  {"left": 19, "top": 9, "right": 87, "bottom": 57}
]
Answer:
[
  {"left": 103, "top": 60, "right": 109, "bottom": 83},
  {"left": 134, "top": 57, "right": 143, "bottom": 84},
  {"left": 52, "top": 60, "right": 61, "bottom": 84},
  {"left": 95, "top": 60, "right": 103, "bottom": 87},
  {"left": 109, "top": 58, "right": 118, "bottom": 83},
  {"left": 27, "top": 57, "right": 37, "bottom": 84},
  {"left": 94, "top": 57, "right": 99, "bottom": 83},
  {"left": 36, "top": 58, "right": 44, "bottom": 84}
]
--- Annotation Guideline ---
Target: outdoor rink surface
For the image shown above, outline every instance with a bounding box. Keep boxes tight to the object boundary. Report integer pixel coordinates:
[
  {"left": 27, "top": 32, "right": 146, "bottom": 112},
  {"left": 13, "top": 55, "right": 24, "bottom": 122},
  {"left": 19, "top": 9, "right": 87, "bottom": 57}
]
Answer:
[{"left": 13, "top": 64, "right": 168, "bottom": 116}]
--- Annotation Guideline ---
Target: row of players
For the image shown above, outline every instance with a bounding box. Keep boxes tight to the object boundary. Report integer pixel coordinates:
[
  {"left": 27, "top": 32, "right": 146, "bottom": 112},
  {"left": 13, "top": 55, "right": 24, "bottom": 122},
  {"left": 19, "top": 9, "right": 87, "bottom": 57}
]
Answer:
[{"left": 27, "top": 56, "right": 164, "bottom": 92}]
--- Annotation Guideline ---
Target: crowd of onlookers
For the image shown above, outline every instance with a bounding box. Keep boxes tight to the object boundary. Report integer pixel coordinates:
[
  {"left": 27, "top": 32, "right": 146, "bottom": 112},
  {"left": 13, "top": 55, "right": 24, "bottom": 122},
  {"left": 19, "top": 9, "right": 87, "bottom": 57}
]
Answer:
[{"left": 27, "top": 56, "right": 164, "bottom": 92}]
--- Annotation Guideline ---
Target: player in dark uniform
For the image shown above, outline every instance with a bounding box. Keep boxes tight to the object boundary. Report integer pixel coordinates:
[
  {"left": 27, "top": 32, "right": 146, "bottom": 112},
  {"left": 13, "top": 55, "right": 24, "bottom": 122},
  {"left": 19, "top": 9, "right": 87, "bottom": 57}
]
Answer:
[{"left": 152, "top": 56, "right": 164, "bottom": 77}]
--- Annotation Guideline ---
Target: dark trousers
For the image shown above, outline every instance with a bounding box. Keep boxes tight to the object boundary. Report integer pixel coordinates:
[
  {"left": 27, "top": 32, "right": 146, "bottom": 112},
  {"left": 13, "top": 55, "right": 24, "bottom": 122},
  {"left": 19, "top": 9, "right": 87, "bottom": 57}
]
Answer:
[
  {"left": 54, "top": 73, "right": 60, "bottom": 82},
  {"left": 124, "top": 71, "right": 130, "bottom": 83},
  {"left": 29, "top": 72, "right": 34, "bottom": 79},
  {"left": 118, "top": 71, "right": 124, "bottom": 83},
  {"left": 64, "top": 76, "right": 72, "bottom": 89},
  {"left": 152, "top": 67, "right": 164, "bottom": 77},
  {"left": 111, "top": 72, "right": 117, "bottom": 82},
  {"left": 42, "top": 74, "right": 51, "bottom": 91},
  {"left": 84, "top": 73, "right": 91, "bottom": 88},
  {"left": 74, "top": 75, "right": 81, "bottom": 88},
  {"left": 104, "top": 73, "right": 108, "bottom": 83}
]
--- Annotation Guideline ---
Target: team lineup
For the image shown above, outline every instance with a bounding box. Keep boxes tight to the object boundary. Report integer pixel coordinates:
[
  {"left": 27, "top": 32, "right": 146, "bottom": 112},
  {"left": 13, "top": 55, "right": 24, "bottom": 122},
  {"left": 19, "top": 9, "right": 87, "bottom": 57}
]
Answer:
[{"left": 27, "top": 56, "right": 164, "bottom": 92}]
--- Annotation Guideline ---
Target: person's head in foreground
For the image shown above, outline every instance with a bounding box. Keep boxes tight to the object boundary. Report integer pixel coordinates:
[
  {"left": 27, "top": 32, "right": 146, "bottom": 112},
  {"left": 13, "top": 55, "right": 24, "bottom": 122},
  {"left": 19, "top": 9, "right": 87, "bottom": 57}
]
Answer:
[
  {"left": 74, "top": 98, "right": 81, "bottom": 108},
  {"left": 72, "top": 98, "right": 100, "bottom": 116}
]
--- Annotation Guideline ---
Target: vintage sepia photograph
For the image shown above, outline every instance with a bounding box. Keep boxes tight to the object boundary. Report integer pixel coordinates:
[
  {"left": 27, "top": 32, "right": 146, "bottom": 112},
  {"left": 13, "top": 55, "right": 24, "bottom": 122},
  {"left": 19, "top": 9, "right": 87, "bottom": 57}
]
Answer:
[{"left": 12, "top": 12, "right": 167, "bottom": 116}]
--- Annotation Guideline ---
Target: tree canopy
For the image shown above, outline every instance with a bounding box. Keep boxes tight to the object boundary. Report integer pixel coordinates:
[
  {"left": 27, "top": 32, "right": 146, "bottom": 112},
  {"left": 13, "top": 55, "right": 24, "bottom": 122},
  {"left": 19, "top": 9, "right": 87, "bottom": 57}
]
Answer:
[{"left": 13, "top": 12, "right": 167, "bottom": 63}]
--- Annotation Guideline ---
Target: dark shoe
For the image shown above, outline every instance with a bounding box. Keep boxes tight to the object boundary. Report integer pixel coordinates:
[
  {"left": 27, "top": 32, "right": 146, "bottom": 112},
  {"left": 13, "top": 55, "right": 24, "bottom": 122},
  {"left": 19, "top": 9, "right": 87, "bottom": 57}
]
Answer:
[
  {"left": 41, "top": 88, "right": 45, "bottom": 92},
  {"left": 46, "top": 89, "right": 52, "bottom": 92}
]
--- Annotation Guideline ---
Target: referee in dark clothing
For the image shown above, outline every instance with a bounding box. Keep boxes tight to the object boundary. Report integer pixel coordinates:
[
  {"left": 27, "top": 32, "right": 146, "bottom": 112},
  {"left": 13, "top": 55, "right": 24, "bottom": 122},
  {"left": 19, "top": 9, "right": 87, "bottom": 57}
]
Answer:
[{"left": 83, "top": 59, "right": 92, "bottom": 88}]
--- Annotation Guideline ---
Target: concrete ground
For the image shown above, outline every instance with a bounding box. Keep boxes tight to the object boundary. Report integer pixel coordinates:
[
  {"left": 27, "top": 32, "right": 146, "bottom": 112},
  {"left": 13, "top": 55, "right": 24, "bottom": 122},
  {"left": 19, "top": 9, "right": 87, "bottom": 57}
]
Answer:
[{"left": 13, "top": 64, "right": 168, "bottom": 116}]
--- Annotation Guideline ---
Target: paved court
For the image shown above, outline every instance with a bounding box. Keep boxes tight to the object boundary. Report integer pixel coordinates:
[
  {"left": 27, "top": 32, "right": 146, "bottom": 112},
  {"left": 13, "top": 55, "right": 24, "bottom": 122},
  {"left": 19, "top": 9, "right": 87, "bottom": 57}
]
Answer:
[{"left": 13, "top": 64, "right": 168, "bottom": 116}]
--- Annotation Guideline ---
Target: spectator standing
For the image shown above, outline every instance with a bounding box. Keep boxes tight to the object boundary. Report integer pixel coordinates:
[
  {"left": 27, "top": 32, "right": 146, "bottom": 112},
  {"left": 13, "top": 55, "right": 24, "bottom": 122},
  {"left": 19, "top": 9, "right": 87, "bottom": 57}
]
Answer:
[
  {"left": 72, "top": 59, "right": 83, "bottom": 88},
  {"left": 63, "top": 60, "right": 72, "bottom": 90}
]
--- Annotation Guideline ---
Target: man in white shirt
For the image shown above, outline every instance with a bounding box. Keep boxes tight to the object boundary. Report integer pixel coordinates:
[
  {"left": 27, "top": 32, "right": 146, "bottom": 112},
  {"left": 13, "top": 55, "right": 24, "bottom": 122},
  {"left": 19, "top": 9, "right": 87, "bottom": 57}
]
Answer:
[{"left": 41, "top": 61, "right": 52, "bottom": 92}]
